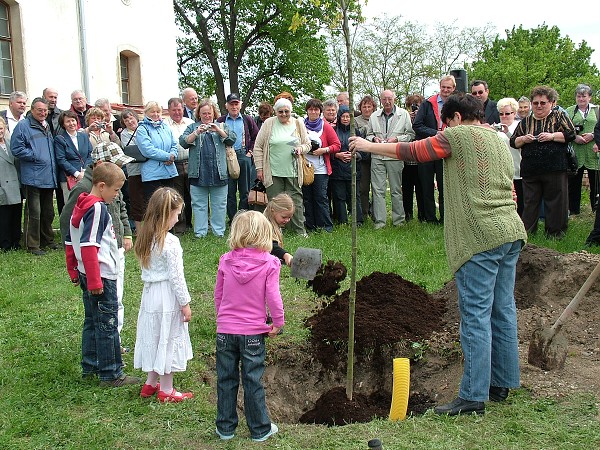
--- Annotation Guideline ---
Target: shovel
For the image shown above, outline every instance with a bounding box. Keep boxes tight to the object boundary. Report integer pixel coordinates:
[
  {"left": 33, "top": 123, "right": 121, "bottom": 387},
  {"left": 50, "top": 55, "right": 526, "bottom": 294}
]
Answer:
[
  {"left": 290, "top": 247, "right": 322, "bottom": 280},
  {"left": 527, "top": 260, "right": 600, "bottom": 370}
]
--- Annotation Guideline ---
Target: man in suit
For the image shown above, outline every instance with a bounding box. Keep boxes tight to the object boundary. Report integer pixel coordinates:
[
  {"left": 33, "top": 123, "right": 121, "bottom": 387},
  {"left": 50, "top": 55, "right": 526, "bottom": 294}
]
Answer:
[
  {"left": 470, "top": 80, "right": 500, "bottom": 124},
  {"left": 181, "top": 87, "right": 199, "bottom": 120}
]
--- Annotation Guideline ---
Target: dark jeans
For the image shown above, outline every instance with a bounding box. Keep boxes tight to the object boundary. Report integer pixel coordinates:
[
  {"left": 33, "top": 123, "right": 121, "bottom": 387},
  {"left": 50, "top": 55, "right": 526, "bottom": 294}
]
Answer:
[
  {"left": 79, "top": 273, "right": 123, "bottom": 381},
  {"left": 23, "top": 185, "right": 55, "bottom": 250},
  {"left": 418, "top": 160, "right": 444, "bottom": 222},
  {"left": 0, "top": 203, "right": 22, "bottom": 250},
  {"left": 330, "top": 179, "right": 363, "bottom": 224},
  {"left": 303, "top": 174, "right": 333, "bottom": 231},
  {"left": 173, "top": 161, "right": 192, "bottom": 232},
  {"left": 227, "top": 152, "right": 254, "bottom": 221},
  {"left": 359, "top": 159, "right": 371, "bottom": 218},
  {"left": 568, "top": 166, "right": 598, "bottom": 214},
  {"left": 142, "top": 178, "right": 176, "bottom": 209},
  {"left": 216, "top": 333, "right": 272, "bottom": 440},
  {"left": 402, "top": 163, "right": 423, "bottom": 221}
]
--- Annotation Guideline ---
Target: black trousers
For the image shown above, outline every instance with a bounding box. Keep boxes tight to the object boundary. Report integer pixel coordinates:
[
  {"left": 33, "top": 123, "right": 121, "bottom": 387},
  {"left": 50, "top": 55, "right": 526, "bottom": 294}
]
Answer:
[{"left": 418, "top": 160, "right": 443, "bottom": 222}]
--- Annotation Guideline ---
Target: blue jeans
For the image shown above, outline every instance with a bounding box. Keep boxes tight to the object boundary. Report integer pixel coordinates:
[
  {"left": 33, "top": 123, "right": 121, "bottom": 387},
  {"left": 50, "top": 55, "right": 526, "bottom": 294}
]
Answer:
[
  {"left": 79, "top": 273, "right": 123, "bottom": 381},
  {"left": 216, "top": 333, "right": 271, "bottom": 439},
  {"left": 227, "top": 153, "right": 254, "bottom": 221},
  {"left": 303, "top": 174, "right": 333, "bottom": 231},
  {"left": 190, "top": 184, "right": 228, "bottom": 237},
  {"left": 455, "top": 240, "right": 522, "bottom": 401}
]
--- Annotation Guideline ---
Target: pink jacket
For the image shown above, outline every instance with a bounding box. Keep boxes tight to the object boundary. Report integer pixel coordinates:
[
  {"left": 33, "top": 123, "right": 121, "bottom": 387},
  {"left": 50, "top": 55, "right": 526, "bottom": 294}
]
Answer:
[{"left": 214, "top": 248, "right": 285, "bottom": 334}]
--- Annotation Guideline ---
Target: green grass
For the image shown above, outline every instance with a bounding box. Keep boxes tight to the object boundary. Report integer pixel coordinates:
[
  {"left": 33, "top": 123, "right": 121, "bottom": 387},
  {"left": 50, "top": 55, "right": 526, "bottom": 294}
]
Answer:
[{"left": 1, "top": 203, "right": 600, "bottom": 449}]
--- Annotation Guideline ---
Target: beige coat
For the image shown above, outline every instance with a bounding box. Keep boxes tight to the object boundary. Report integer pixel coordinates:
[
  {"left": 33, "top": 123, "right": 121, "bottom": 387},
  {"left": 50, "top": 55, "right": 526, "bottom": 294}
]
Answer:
[{"left": 253, "top": 116, "right": 311, "bottom": 188}]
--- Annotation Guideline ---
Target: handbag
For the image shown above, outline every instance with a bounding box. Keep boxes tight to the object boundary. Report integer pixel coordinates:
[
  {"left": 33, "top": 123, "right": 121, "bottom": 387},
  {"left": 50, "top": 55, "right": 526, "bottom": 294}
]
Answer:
[
  {"left": 66, "top": 175, "right": 78, "bottom": 190},
  {"left": 248, "top": 179, "right": 268, "bottom": 206},
  {"left": 219, "top": 123, "right": 240, "bottom": 179},
  {"left": 122, "top": 128, "right": 147, "bottom": 162},
  {"left": 566, "top": 143, "right": 578, "bottom": 176},
  {"left": 300, "top": 152, "right": 315, "bottom": 186}
]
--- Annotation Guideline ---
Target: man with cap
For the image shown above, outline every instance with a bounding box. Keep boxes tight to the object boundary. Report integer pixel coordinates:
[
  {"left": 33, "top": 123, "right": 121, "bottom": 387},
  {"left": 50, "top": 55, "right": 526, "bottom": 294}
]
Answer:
[
  {"left": 60, "top": 141, "right": 135, "bottom": 352},
  {"left": 217, "top": 93, "right": 259, "bottom": 221}
]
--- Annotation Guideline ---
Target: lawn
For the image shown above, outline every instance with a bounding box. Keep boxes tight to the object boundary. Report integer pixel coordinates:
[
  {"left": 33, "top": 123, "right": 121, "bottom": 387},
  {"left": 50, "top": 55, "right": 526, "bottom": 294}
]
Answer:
[{"left": 1, "top": 205, "right": 599, "bottom": 449}]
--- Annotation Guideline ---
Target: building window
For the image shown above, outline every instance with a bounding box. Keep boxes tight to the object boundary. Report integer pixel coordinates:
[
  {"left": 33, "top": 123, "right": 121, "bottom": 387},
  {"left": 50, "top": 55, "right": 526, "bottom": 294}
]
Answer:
[
  {"left": 120, "top": 54, "right": 129, "bottom": 104},
  {"left": 0, "top": 2, "right": 14, "bottom": 95}
]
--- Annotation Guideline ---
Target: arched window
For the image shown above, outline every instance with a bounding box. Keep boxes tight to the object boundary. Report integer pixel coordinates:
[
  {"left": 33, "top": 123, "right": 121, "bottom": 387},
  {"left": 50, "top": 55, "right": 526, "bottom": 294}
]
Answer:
[
  {"left": 0, "top": 1, "right": 14, "bottom": 95},
  {"left": 119, "top": 50, "right": 141, "bottom": 105}
]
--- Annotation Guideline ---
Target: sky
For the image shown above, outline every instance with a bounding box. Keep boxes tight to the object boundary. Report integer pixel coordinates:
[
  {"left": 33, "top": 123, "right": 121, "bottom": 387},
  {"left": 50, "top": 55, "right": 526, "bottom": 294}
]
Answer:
[{"left": 362, "top": 1, "right": 600, "bottom": 68}]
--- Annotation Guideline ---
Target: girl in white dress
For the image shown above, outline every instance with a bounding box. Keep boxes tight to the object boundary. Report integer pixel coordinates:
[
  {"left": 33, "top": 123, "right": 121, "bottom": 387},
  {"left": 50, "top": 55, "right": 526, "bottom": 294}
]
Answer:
[{"left": 133, "top": 187, "right": 193, "bottom": 402}]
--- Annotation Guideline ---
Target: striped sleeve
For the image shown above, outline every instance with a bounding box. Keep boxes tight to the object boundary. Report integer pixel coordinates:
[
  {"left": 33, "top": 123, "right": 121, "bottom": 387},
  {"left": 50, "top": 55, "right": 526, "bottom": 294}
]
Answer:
[
  {"left": 396, "top": 132, "right": 452, "bottom": 162},
  {"left": 80, "top": 203, "right": 110, "bottom": 248}
]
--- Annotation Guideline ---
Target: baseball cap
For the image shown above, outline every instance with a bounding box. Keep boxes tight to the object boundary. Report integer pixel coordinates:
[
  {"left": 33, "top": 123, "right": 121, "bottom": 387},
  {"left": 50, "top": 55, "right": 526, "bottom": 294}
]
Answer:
[
  {"left": 92, "top": 142, "right": 135, "bottom": 166},
  {"left": 226, "top": 93, "right": 241, "bottom": 103}
]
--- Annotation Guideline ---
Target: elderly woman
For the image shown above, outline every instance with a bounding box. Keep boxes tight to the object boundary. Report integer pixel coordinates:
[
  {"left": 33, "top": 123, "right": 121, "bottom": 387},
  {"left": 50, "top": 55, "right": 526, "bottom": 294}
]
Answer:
[
  {"left": 119, "top": 109, "right": 144, "bottom": 231},
  {"left": 510, "top": 86, "right": 576, "bottom": 238},
  {"left": 54, "top": 110, "right": 93, "bottom": 203},
  {"left": 497, "top": 97, "right": 523, "bottom": 216},
  {"left": 303, "top": 98, "right": 340, "bottom": 232},
  {"left": 136, "top": 101, "right": 178, "bottom": 203},
  {"left": 85, "top": 107, "right": 119, "bottom": 148},
  {"left": 180, "top": 99, "right": 236, "bottom": 238},
  {"left": 517, "top": 96, "right": 531, "bottom": 120},
  {"left": 566, "top": 84, "right": 599, "bottom": 214},
  {"left": 355, "top": 95, "right": 377, "bottom": 218},
  {"left": 254, "top": 98, "right": 311, "bottom": 236},
  {"left": 323, "top": 98, "right": 339, "bottom": 128}
]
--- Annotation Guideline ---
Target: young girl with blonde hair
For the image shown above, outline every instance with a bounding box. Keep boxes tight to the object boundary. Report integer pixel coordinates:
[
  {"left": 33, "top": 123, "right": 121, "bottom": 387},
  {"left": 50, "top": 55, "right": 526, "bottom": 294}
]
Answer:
[
  {"left": 263, "top": 193, "right": 294, "bottom": 266},
  {"left": 133, "top": 187, "right": 193, "bottom": 402},
  {"left": 214, "top": 210, "right": 284, "bottom": 442}
]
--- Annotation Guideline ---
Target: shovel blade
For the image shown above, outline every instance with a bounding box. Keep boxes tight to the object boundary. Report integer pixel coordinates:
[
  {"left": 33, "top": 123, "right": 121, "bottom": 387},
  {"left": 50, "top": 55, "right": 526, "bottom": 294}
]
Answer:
[
  {"left": 527, "top": 327, "right": 568, "bottom": 370},
  {"left": 290, "top": 247, "right": 322, "bottom": 280}
]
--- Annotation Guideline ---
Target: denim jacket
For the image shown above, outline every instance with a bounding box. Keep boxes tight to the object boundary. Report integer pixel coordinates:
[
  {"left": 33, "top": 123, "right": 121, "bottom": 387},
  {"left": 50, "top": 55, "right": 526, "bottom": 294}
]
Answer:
[{"left": 180, "top": 122, "right": 236, "bottom": 180}]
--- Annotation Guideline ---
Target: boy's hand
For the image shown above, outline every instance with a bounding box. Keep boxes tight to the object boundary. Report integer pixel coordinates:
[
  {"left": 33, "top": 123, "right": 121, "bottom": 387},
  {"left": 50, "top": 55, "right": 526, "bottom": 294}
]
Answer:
[
  {"left": 181, "top": 304, "right": 192, "bottom": 322},
  {"left": 123, "top": 237, "right": 133, "bottom": 252},
  {"left": 90, "top": 288, "right": 103, "bottom": 295},
  {"left": 71, "top": 277, "right": 80, "bottom": 286}
]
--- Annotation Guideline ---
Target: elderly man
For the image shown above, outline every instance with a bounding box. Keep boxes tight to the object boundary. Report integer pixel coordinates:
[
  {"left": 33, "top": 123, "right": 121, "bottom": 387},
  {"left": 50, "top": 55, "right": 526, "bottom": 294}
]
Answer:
[
  {"left": 470, "top": 80, "right": 500, "bottom": 124},
  {"left": 11, "top": 97, "right": 57, "bottom": 255},
  {"left": 165, "top": 97, "right": 194, "bottom": 232},
  {"left": 217, "top": 93, "right": 259, "bottom": 222},
  {"left": 366, "top": 89, "right": 415, "bottom": 229},
  {"left": 1, "top": 91, "right": 28, "bottom": 139},
  {"left": 413, "top": 74, "right": 456, "bottom": 223},
  {"left": 337, "top": 91, "right": 350, "bottom": 106},
  {"left": 69, "top": 90, "right": 92, "bottom": 129},
  {"left": 94, "top": 98, "right": 123, "bottom": 145},
  {"left": 181, "top": 87, "right": 199, "bottom": 120}
]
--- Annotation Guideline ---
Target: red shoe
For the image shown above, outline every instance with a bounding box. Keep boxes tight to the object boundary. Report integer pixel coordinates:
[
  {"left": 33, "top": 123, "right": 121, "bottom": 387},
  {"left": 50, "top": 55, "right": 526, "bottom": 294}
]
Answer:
[
  {"left": 140, "top": 383, "right": 160, "bottom": 398},
  {"left": 157, "top": 388, "right": 193, "bottom": 403}
]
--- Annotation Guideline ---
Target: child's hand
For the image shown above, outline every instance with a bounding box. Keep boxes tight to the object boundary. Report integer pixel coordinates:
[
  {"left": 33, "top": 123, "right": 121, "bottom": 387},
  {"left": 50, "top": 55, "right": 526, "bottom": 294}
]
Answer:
[
  {"left": 90, "top": 288, "right": 103, "bottom": 295},
  {"left": 71, "top": 277, "right": 80, "bottom": 286},
  {"left": 268, "top": 326, "right": 281, "bottom": 338},
  {"left": 181, "top": 304, "right": 192, "bottom": 322},
  {"left": 283, "top": 253, "right": 293, "bottom": 267}
]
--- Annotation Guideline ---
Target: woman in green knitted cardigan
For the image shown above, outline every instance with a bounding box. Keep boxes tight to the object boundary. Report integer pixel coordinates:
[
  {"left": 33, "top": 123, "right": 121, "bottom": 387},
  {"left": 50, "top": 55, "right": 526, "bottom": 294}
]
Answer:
[{"left": 350, "top": 93, "right": 527, "bottom": 416}]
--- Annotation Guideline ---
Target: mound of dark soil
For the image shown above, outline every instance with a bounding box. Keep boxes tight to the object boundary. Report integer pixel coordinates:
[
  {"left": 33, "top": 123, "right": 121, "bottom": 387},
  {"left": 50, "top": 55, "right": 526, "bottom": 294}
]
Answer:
[
  {"left": 308, "top": 260, "right": 348, "bottom": 296},
  {"left": 306, "top": 271, "right": 447, "bottom": 368}
]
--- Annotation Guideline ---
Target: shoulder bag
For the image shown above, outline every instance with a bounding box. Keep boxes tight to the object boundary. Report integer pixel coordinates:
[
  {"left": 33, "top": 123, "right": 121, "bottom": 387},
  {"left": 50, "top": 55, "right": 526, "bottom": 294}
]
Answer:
[
  {"left": 219, "top": 123, "right": 240, "bottom": 179},
  {"left": 294, "top": 119, "right": 314, "bottom": 186},
  {"left": 122, "top": 127, "right": 147, "bottom": 163}
]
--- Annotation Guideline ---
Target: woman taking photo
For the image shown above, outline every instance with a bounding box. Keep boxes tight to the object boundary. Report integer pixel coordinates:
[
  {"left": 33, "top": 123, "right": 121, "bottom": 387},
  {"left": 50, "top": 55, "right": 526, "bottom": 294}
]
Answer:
[
  {"left": 302, "top": 98, "right": 340, "bottom": 232},
  {"left": 136, "top": 101, "right": 178, "bottom": 204},
  {"left": 120, "top": 109, "right": 144, "bottom": 231},
  {"left": 54, "top": 110, "right": 93, "bottom": 203},
  {"left": 85, "top": 107, "right": 120, "bottom": 148},
  {"left": 254, "top": 98, "right": 311, "bottom": 236},
  {"left": 510, "top": 86, "right": 576, "bottom": 238},
  {"left": 180, "top": 99, "right": 236, "bottom": 238}
]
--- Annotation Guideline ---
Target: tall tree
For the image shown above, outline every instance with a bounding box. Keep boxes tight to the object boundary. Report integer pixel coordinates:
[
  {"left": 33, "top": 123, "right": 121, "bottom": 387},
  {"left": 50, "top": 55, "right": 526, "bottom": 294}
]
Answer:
[
  {"left": 469, "top": 25, "right": 600, "bottom": 105},
  {"left": 174, "top": 0, "right": 335, "bottom": 112}
]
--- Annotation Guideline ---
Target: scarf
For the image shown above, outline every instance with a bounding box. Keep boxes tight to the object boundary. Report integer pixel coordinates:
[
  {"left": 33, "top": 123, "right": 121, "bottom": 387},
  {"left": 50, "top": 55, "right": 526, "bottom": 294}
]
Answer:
[{"left": 304, "top": 116, "right": 323, "bottom": 132}]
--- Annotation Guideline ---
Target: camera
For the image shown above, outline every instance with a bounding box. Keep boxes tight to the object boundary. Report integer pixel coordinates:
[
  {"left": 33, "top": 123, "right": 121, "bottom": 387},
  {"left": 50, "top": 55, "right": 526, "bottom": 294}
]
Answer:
[
  {"left": 98, "top": 121, "right": 106, "bottom": 129},
  {"left": 310, "top": 139, "right": 320, "bottom": 152},
  {"left": 411, "top": 103, "right": 419, "bottom": 112},
  {"left": 574, "top": 124, "right": 584, "bottom": 134},
  {"left": 493, "top": 124, "right": 504, "bottom": 131}
]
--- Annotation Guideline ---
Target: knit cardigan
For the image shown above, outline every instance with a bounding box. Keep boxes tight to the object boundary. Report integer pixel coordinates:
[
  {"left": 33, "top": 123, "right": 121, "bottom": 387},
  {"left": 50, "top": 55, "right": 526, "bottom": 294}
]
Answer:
[
  {"left": 397, "top": 125, "right": 527, "bottom": 273},
  {"left": 253, "top": 116, "right": 311, "bottom": 188}
]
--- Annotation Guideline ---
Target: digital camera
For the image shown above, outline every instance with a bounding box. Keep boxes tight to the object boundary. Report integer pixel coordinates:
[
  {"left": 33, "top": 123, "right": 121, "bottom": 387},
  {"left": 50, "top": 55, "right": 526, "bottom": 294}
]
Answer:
[
  {"left": 493, "top": 124, "right": 504, "bottom": 131},
  {"left": 574, "top": 124, "right": 584, "bottom": 134}
]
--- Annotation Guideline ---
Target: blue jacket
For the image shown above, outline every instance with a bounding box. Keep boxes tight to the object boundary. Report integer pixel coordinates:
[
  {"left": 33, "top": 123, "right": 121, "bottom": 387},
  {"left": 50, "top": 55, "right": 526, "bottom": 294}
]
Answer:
[
  {"left": 10, "top": 115, "right": 57, "bottom": 188},
  {"left": 180, "top": 122, "right": 236, "bottom": 181},
  {"left": 54, "top": 130, "right": 93, "bottom": 182},
  {"left": 136, "top": 117, "right": 178, "bottom": 182}
]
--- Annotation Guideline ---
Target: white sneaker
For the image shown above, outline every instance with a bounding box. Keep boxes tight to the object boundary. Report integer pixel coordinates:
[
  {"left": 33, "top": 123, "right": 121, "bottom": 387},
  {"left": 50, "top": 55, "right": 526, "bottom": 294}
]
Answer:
[
  {"left": 215, "top": 428, "right": 235, "bottom": 440},
  {"left": 252, "top": 423, "right": 278, "bottom": 442}
]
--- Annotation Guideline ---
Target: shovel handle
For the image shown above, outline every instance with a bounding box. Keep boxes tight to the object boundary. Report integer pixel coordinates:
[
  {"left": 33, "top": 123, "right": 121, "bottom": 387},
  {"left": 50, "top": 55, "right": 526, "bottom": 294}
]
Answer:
[{"left": 551, "top": 260, "right": 600, "bottom": 332}]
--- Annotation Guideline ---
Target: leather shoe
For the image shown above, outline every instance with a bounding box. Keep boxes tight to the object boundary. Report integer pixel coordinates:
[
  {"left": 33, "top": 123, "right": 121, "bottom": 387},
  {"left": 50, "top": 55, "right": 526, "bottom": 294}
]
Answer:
[
  {"left": 434, "top": 397, "right": 484, "bottom": 416},
  {"left": 489, "top": 386, "right": 509, "bottom": 402},
  {"left": 29, "top": 248, "right": 46, "bottom": 256}
]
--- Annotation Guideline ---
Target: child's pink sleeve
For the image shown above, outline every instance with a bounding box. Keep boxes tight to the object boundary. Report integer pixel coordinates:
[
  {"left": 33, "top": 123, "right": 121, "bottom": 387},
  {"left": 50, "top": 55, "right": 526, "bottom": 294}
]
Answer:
[
  {"left": 265, "top": 261, "right": 284, "bottom": 328},
  {"left": 214, "top": 264, "right": 224, "bottom": 313}
]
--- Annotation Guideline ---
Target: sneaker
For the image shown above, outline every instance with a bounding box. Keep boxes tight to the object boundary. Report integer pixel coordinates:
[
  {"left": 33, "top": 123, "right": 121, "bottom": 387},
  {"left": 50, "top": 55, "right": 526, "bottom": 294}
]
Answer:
[
  {"left": 252, "top": 423, "right": 278, "bottom": 442},
  {"left": 140, "top": 383, "right": 160, "bottom": 398},
  {"left": 157, "top": 388, "right": 193, "bottom": 403},
  {"left": 99, "top": 375, "right": 142, "bottom": 387},
  {"left": 215, "top": 428, "right": 235, "bottom": 440}
]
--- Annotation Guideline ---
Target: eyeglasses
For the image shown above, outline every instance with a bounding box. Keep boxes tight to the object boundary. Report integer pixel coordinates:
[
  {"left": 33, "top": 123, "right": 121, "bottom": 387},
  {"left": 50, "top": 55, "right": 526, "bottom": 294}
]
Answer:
[
  {"left": 277, "top": 110, "right": 290, "bottom": 115},
  {"left": 532, "top": 101, "right": 548, "bottom": 107},
  {"left": 498, "top": 112, "right": 515, "bottom": 116},
  {"left": 471, "top": 90, "right": 484, "bottom": 95}
]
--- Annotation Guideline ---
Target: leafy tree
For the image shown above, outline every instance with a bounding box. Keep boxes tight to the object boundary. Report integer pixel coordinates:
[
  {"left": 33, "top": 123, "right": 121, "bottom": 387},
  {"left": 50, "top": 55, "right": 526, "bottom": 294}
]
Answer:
[
  {"left": 468, "top": 25, "right": 600, "bottom": 106},
  {"left": 174, "top": 0, "right": 336, "bottom": 112}
]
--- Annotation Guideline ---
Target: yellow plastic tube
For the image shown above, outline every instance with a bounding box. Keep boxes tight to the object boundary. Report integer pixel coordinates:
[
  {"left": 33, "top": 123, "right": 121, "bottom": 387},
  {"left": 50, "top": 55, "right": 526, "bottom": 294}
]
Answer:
[{"left": 389, "top": 357, "right": 410, "bottom": 421}]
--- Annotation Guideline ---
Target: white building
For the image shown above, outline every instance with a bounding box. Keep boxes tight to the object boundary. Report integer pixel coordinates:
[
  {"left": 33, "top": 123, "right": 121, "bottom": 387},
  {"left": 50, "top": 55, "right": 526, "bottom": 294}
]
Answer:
[{"left": 1, "top": 0, "right": 179, "bottom": 110}]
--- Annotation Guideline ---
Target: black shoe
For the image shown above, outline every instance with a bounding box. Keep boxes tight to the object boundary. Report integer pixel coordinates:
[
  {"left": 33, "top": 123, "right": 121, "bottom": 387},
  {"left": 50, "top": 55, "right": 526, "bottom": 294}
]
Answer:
[
  {"left": 434, "top": 397, "right": 484, "bottom": 416},
  {"left": 29, "top": 248, "right": 46, "bottom": 256},
  {"left": 489, "top": 386, "right": 509, "bottom": 402},
  {"left": 46, "top": 243, "right": 60, "bottom": 250}
]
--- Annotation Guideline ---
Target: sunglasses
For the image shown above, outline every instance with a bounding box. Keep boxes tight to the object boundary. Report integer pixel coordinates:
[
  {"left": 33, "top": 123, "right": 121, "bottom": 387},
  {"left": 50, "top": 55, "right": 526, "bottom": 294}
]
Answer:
[
  {"left": 498, "top": 112, "right": 515, "bottom": 116},
  {"left": 532, "top": 101, "right": 548, "bottom": 106},
  {"left": 276, "top": 110, "right": 290, "bottom": 114},
  {"left": 471, "top": 90, "right": 484, "bottom": 95}
]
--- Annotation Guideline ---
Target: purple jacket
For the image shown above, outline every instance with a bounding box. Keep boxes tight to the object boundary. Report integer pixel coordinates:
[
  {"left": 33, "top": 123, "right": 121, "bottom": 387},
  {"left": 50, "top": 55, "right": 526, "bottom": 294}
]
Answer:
[{"left": 214, "top": 248, "right": 284, "bottom": 334}]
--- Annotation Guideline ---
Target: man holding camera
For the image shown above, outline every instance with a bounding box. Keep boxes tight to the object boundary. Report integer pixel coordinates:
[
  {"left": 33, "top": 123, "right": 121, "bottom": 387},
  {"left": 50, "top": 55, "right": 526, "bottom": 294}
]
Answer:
[{"left": 566, "top": 84, "right": 599, "bottom": 215}]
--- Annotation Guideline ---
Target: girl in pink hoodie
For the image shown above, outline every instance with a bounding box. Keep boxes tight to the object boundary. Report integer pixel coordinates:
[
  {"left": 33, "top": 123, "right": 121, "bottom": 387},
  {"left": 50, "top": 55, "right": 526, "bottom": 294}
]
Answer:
[{"left": 214, "top": 210, "right": 284, "bottom": 442}]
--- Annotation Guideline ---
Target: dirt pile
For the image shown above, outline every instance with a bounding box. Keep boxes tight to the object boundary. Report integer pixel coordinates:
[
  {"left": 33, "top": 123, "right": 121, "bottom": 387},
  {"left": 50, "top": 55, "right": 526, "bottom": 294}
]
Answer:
[{"left": 308, "top": 260, "right": 348, "bottom": 296}]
